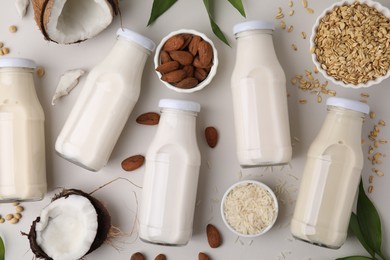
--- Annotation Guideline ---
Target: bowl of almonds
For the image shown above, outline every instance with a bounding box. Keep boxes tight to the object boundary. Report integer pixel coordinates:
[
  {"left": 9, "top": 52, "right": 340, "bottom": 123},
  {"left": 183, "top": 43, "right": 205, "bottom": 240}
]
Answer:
[
  {"left": 154, "top": 29, "right": 218, "bottom": 93},
  {"left": 310, "top": 0, "right": 390, "bottom": 88}
]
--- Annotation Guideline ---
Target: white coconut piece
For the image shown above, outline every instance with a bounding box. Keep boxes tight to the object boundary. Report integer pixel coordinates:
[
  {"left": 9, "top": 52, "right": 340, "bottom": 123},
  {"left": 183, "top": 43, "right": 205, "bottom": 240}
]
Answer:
[
  {"left": 35, "top": 195, "right": 98, "bottom": 260},
  {"left": 42, "top": 0, "right": 115, "bottom": 44},
  {"left": 15, "top": 0, "right": 30, "bottom": 18},
  {"left": 52, "top": 69, "right": 85, "bottom": 105}
]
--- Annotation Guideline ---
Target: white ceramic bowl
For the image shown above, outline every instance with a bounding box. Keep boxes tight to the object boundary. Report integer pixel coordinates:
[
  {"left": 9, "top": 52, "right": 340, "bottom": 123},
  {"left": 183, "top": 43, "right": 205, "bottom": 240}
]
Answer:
[
  {"left": 310, "top": 0, "right": 390, "bottom": 88},
  {"left": 220, "top": 180, "right": 278, "bottom": 238},
  {"left": 154, "top": 29, "right": 218, "bottom": 93}
]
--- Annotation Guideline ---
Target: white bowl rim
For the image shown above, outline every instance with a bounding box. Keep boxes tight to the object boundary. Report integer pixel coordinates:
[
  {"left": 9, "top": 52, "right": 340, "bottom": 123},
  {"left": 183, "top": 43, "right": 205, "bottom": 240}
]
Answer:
[
  {"left": 154, "top": 29, "right": 219, "bottom": 93},
  {"left": 220, "top": 180, "right": 279, "bottom": 238},
  {"left": 310, "top": 0, "right": 390, "bottom": 89}
]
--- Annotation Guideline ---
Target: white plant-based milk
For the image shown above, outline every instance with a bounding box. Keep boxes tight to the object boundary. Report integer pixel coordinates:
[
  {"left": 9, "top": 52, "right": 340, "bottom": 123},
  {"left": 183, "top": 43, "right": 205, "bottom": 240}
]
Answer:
[
  {"left": 291, "top": 97, "right": 369, "bottom": 249},
  {"left": 55, "top": 28, "right": 155, "bottom": 171},
  {"left": 0, "top": 58, "right": 46, "bottom": 201},
  {"left": 231, "top": 21, "right": 292, "bottom": 167},
  {"left": 139, "top": 99, "right": 201, "bottom": 246}
]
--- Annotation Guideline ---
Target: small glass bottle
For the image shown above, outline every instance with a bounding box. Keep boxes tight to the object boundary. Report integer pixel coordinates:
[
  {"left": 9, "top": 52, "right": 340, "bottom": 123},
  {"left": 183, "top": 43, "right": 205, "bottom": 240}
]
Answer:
[
  {"left": 0, "top": 58, "right": 46, "bottom": 202},
  {"left": 139, "top": 99, "right": 201, "bottom": 246},
  {"left": 231, "top": 20, "right": 292, "bottom": 167},
  {"left": 291, "top": 97, "right": 369, "bottom": 249},
  {"left": 55, "top": 28, "right": 155, "bottom": 171}
]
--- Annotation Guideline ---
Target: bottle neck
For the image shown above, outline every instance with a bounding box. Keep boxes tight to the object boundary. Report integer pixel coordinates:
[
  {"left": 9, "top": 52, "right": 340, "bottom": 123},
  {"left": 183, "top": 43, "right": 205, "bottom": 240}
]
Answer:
[
  {"left": 157, "top": 108, "right": 198, "bottom": 137},
  {"left": 0, "top": 68, "right": 38, "bottom": 103}
]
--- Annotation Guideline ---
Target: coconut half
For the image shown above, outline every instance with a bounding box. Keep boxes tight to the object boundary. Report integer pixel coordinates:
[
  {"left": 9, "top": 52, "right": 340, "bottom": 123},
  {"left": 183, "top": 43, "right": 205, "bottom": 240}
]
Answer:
[
  {"left": 26, "top": 189, "right": 111, "bottom": 260},
  {"left": 32, "top": 0, "right": 120, "bottom": 44}
]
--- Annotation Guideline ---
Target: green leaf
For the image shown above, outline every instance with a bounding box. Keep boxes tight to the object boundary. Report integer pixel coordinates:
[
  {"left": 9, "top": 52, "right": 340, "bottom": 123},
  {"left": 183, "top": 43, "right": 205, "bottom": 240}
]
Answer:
[
  {"left": 147, "top": 0, "right": 178, "bottom": 26},
  {"left": 357, "top": 180, "right": 383, "bottom": 258},
  {"left": 336, "top": 256, "right": 374, "bottom": 260},
  {"left": 203, "top": 0, "right": 230, "bottom": 46},
  {"left": 349, "top": 213, "right": 375, "bottom": 258},
  {"left": 0, "top": 235, "right": 4, "bottom": 260},
  {"left": 227, "top": 0, "right": 246, "bottom": 17}
]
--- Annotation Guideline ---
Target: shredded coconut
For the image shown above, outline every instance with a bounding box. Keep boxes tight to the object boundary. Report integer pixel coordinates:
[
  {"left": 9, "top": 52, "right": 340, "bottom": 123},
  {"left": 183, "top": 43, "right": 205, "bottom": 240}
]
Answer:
[{"left": 223, "top": 183, "right": 277, "bottom": 235}]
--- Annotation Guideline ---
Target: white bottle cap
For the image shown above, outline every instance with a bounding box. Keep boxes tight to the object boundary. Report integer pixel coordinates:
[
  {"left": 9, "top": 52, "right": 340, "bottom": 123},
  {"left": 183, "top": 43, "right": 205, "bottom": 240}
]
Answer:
[
  {"left": 0, "top": 58, "right": 36, "bottom": 69},
  {"left": 233, "top": 20, "right": 275, "bottom": 35},
  {"left": 326, "top": 97, "right": 369, "bottom": 115},
  {"left": 117, "top": 28, "right": 156, "bottom": 52},
  {"left": 159, "top": 99, "right": 201, "bottom": 113}
]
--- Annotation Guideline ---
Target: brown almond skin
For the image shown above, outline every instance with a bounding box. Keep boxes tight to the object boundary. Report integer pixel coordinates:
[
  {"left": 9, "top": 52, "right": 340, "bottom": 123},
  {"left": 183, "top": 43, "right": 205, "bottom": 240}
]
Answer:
[
  {"left": 176, "top": 77, "right": 199, "bottom": 89},
  {"left": 181, "top": 34, "right": 193, "bottom": 49},
  {"left": 169, "top": 51, "right": 194, "bottom": 66},
  {"left": 189, "top": 35, "right": 202, "bottom": 56},
  {"left": 161, "top": 69, "right": 187, "bottom": 83},
  {"left": 205, "top": 127, "right": 218, "bottom": 148},
  {"left": 121, "top": 155, "right": 145, "bottom": 171},
  {"left": 206, "top": 224, "right": 222, "bottom": 248},
  {"left": 198, "top": 252, "right": 210, "bottom": 260},
  {"left": 160, "top": 51, "right": 171, "bottom": 63},
  {"left": 136, "top": 112, "right": 160, "bottom": 125},
  {"left": 156, "top": 61, "right": 180, "bottom": 74},
  {"left": 198, "top": 41, "right": 213, "bottom": 66},
  {"left": 182, "top": 65, "right": 195, "bottom": 77},
  {"left": 193, "top": 57, "right": 213, "bottom": 69},
  {"left": 194, "top": 68, "right": 208, "bottom": 81},
  {"left": 131, "top": 252, "right": 145, "bottom": 260},
  {"left": 163, "top": 35, "right": 185, "bottom": 51},
  {"left": 155, "top": 254, "right": 167, "bottom": 260}
]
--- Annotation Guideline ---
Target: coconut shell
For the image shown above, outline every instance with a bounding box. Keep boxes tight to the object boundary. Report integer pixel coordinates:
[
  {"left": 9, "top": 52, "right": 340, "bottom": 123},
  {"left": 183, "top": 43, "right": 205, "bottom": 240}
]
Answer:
[
  {"left": 25, "top": 188, "right": 112, "bottom": 260},
  {"left": 31, "top": 0, "right": 120, "bottom": 43}
]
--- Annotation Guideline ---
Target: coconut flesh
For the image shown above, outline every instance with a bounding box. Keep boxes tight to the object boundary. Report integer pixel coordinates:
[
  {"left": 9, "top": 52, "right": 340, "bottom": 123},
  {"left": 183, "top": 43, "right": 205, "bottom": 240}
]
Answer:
[
  {"left": 27, "top": 189, "right": 111, "bottom": 260},
  {"left": 32, "top": 0, "right": 120, "bottom": 44}
]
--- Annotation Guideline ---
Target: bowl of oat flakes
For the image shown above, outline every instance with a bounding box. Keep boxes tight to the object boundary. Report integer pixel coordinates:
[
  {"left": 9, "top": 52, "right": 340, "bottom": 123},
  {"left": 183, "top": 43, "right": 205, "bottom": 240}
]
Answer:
[{"left": 310, "top": 0, "right": 390, "bottom": 88}]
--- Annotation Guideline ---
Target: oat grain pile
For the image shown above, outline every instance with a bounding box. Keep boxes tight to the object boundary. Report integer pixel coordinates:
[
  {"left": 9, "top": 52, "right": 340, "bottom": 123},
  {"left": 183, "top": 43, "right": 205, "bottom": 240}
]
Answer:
[{"left": 313, "top": 2, "right": 390, "bottom": 85}]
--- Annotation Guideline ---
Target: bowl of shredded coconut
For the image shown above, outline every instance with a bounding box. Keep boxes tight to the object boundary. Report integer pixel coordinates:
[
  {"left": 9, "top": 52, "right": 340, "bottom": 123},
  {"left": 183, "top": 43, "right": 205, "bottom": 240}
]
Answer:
[{"left": 221, "top": 180, "right": 278, "bottom": 237}]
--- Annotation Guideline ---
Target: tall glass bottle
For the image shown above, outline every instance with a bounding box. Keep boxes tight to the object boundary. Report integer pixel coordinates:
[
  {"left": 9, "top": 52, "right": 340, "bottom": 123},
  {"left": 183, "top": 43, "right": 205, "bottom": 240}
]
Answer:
[
  {"left": 55, "top": 28, "right": 155, "bottom": 171},
  {"left": 231, "top": 20, "right": 292, "bottom": 167},
  {"left": 139, "top": 99, "right": 201, "bottom": 246},
  {"left": 291, "top": 97, "right": 369, "bottom": 249},
  {"left": 0, "top": 58, "right": 46, "bottom": 201}
]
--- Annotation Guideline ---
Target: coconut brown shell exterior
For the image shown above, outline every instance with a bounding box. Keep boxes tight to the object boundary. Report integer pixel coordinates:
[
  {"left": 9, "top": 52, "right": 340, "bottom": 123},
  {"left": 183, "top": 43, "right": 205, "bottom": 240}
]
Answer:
[
  {"left": 26, "top": 189, "right": 112, "bottom": 260},
  {"left": 31, "top": 0, "right": 120, "bottom": 43}
]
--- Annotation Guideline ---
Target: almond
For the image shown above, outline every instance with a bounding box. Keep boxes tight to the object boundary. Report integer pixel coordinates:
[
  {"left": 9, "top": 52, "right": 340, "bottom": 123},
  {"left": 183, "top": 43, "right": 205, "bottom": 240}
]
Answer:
[
  {"left": 182, "top": 65, "right": 195, "bottom": 77},
  {"left": 131, "top": 253, "right": 145, "bottom": 260},
  {"left": 193, "top": 57, "right": 212, "bottom": 69},
  {"left": 198, "top": 252, "right": 210, "bottom": 260},
  {"left": 163, "top": 35, "right": 185, "bottom": 51},
  {"left": 206, "top": 224, "right": 222, "bottom": 248},
  {"left": 169, "top": 50, "right": 194, "bottom": 66},
  {"left": 176, "top": 77, "right": 199, "bottom": 89},
  {"left": 160, "top": 51, "right": 171, "bottom": 63},
  {"left": 194, "top": 68, "right": 208, "bottom": 81},
  {"left": 181, "top": 34, "right": 193, "bottom": 49},
  {"left": 205, "top": 127, "right": 218, "bottom": 148},
  {"left": 161, "top": 69, "right": 187, "bottom": 83},
  {"left": 155, "top": 254, "right": 167, "bottom": 260},
  {"left": 156, "top": 61, "right": 180, "bottom": 74},
  {"left": 198, "top": 41, "right": 213, "bottom": 67},
  {"left": 121, "top": 155, "right": 145, "bottom": 171},
  {"left": 136, "top": 112, "right": 160, "bottom": 125},
  {"left": 189, "top": 35, "right": 202, "bottom": 56}
]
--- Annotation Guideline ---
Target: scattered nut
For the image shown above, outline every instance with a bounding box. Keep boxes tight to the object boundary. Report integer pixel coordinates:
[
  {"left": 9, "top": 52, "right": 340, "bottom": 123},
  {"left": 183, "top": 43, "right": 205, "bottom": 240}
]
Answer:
[
  {"left": 136, "top": 112, "right": 160, "bottom": 125},
  {"left": 155, "top": 254, "right": 167, "bottom": 260},
  {"left": 5, "top": 214, "right": 13, "bottom": 221},
  {"left": 131, "top": 252, "right": 145, "bottom": 260},
  {"left": 15, "top": 205, "right": 24, "bottom": 213},
  {"left": 0, "top": 218, "right": 4, "bottom": 224},
  {"left": 205, "top": 127, "right": 218, "bottom": 148},
  {"left": 36, "top": 67, "right": 45, "bottom": 78},
  {"left": 121, "top": 155, "right": 145, "bottom": 172},
  {"left": 9, "top": 218, "right": 19, "bottom": 224},
  {"left": 9, "top": 25, "right": 17, "bottom": 33},
  {"left": 206, "top": 224, "right": 222, "bottom": 248},
  {"left": 198, "top": 252, "right": 210, "bottom": 260}
]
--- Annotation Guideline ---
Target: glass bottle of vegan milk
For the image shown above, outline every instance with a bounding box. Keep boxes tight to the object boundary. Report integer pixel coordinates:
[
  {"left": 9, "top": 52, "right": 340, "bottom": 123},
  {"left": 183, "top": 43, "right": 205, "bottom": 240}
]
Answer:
[
  {"left": 139, "top": 99, "right": 201, "bottom": 246},
  {"left": 0, "top": 58, "right": 46, "bottom": 202},
  {"left": 55, "top": 28, "right": 155, "bottom": 171},
  {"left": 291, "top": 97, "right": 369, "bottom": 249},
  {"left": 231, "top": 20, "right": 292, "bottom": 167}
]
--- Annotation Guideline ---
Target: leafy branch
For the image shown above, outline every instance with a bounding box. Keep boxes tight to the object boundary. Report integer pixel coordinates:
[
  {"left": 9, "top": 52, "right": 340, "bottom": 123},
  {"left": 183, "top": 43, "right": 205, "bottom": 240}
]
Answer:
[
  {"left": 0, "top": 235, "right": 4, "bottom": 260},
  {"left": 147, "top": 0, "right": 246, "bottom": 45},
  {"left": 337, "top": 180, "right": 388, "bottom": 260}
]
